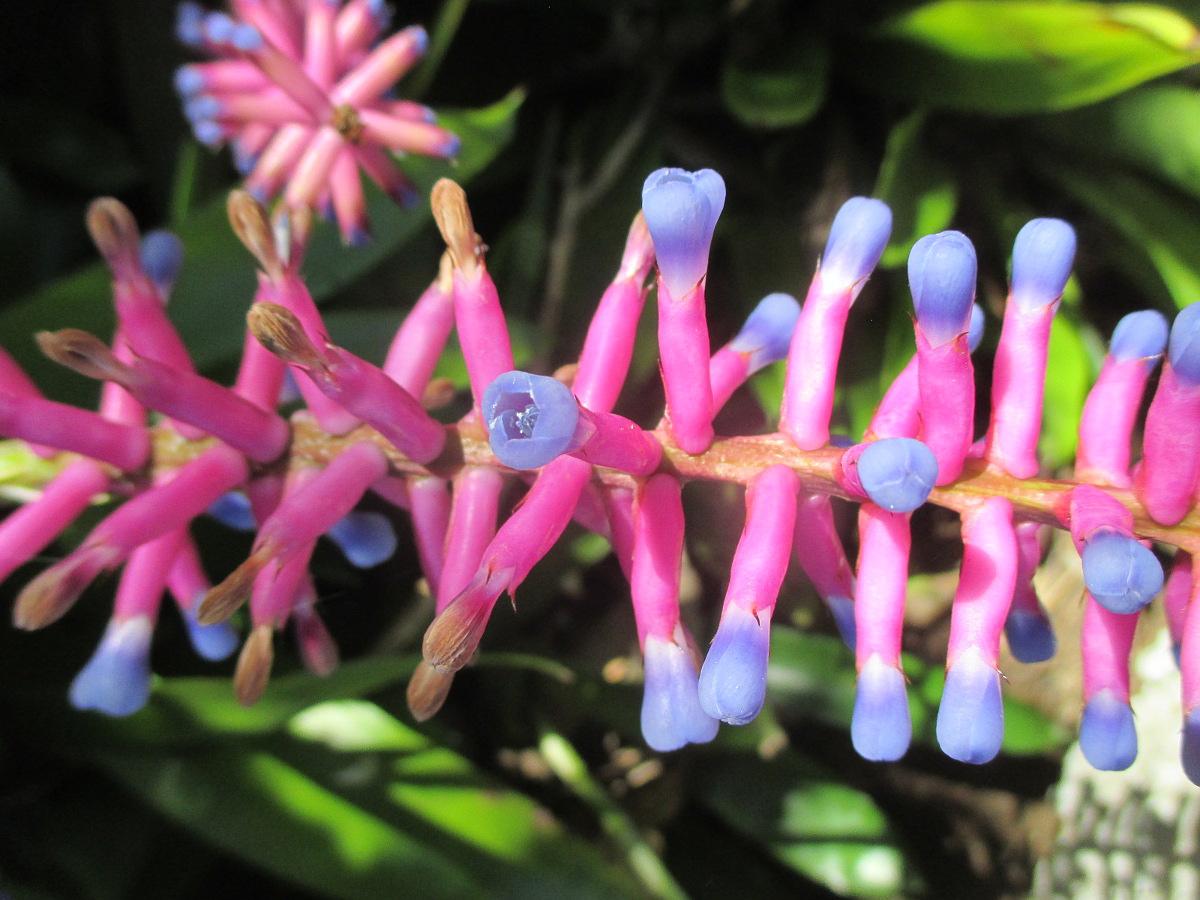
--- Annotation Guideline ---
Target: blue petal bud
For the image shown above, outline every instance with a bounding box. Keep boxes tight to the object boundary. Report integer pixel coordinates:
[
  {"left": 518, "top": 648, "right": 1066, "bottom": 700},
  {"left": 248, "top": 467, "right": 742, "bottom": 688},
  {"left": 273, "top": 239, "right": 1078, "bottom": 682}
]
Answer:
[
  {"left": 826, "top": 594, "right": 856, "bottom": 652},
  {"left": 819, "top": 197, "right": 892, "bottom": 290},
  {"left": 728, "top": 293, "right": 800, "bottom": 373},
  {"left": 1080, "top": 690, "right": 1137, "bottom": 771},
  {"left": 192, "top": 120, "right": 224, "bottom": 148},
  {"left": 1110, "top": 309, "right": 1168, "bottom": 364},
  {"left": 698, "top": 604, "right": 769, "bottom": 725},
  {"left": 1010, "top": 218, "right": 1076, "bottom": 311},
  {"left": 231, "top": 23, "right": 264, "bottom": 52},
  {"left": 208, "top": 492, "right": 256, "bottom": 531},
  {"left": 203, "top": 12, "right": 237, "bottom": 44},
  {"left": 641, "top": 168, "right": 725, "bottom": 299},
  {"left": 140, "top": 231, "right": 185, "bottom": 293},
  {"left": 184, "top": 95, "right": 221, "bottom": 124},
  {"left": 1183, "top": 708, "right": 1200, "bottom": 786},
  {"left": 936, "top": 650, "right": 1003, "bottom": 764},
  {"left": 857, "top": 438, "right": 938, "bottom": 512},
  {"left": 968, "top": 304, "right": 985, "bottom": 353},
  {"left": 1168, "top": 303, "right": 1200, "bottom": 386},
  {"left": 1081, "top": 529, "right": 1163, "bottom": 615},
  {"left": 483, "top": 371, "right": 582, "bottom": 470},
  {"left": 641, "top": 636, "right": 719, "bottom": 751},
  {"left": 1003, "top": 608, "right": 1057, "bottom": 664},
  {"left": 69, "top": 617, "right": 153, "bottom": 717},
  {"left": 175, "top": 3, "right": 206, "bottom": 47},
  {"left": 909, "top": 231, "right": 977, "bottom": 347},
  {"left": 327, "top": 511, "right": 398, "bottom": 569},
  {"left": 851, "top": 656, "right": 910, "bottom": 761},
  {"left": 173, "top": 66, "right": 205, "bottom": 98},
  {"left": 183, "top": 606, "right": 239, "bottom": 661}
]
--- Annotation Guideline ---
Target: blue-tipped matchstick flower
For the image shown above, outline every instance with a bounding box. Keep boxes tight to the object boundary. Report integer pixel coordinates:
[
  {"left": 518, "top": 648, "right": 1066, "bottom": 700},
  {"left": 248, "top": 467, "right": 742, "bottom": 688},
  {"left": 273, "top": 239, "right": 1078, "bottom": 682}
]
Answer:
[
  {"left": 641, "top": 168, "right": 725, "bottom": 299},
  {"left": 698, "top": 604, "right": 769, "bottom": 725},
  {"left": 1080, "top": 689, "right": 1138, "bottom": 772},
  {"left": 1081, "top": 529, "right": 1164, "bottom": 615},
  {"left": 642, "top": 632, "right": 720, "bottom": 752},
  {"left": 728, "top": 293, "right": 801, "bottom": 373},
  {"left": 937, "top": 647, "right": 1004, "bottom": 764},
  {"left": 138, "top": 231, "right": 185, "bottom": 293},
  {"left": 1110, "top": 309, "right": 1170, "bottom": 364},
  {"left": 326, "top": 511, "right": 398, "bottom": 569},
  {"left": 819, "top": 198, "right": 893, "bottom": 293},
  {"left": 183, "top": 610, "right": 239, "bottom": 662},
  {"left": 208, "top": 492, "right": 256, "bottom": 531},
  {"left": 69, "top": 615, "right": 154, "bottom": 717},
  {"left": 852, "top": 656, "right": 911, "bottom": 761},
  {"left": 1009, "top": 218, "right": 1076, "bottom": 312},
  {"left": 910, "top": 231, "right": 977, "bottom": 346},
  {"left": 854, "top": 438, "right": 939, "bottom": 513}
]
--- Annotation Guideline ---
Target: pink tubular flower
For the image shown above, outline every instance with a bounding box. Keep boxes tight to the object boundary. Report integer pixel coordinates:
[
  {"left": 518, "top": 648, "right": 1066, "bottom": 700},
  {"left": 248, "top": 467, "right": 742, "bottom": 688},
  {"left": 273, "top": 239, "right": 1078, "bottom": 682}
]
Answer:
[
  {"left": 780, "top": 197, "right": 892, "bottom": 450},
  {"left": 1063, "top": 484, "right": 1163, "bottom": 616},
  {"left": 1079, "top": 597, "right": 1140, "bottom": 771},
  {"left": 791, "top": 494, "right": 857, "bottom": 648},
  {"left": 632, "top": 474, "right": 718, "bottom": 750},
  {"left": 985, "top": 218, "right": 1076, "bottom": 478},
  {"left": 178, "top": 2, "right": 457, "bottom": 242},
  {"left": 937, "top": 497, "right": 1017, "bottom": 765},
  {"left": 699, "top": 464, "right": 799, "bottom": 724},
  {"left": 642, "top": 168, "right": 726, "bottom": 454},
  {"left": 709, "top": 293, "right": 801, "bottom": 411},
  {"left": 1003, "top": 522, "right": 1056, "bottom": 664},
  {"left": 1137, "top": 302, "right": 1200, "bottom": 525}
]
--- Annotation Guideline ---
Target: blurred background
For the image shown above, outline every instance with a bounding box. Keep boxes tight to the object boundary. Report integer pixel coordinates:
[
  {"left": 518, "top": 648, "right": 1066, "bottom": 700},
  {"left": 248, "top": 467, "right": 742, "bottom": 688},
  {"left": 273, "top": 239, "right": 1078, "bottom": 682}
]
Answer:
[{"left": 4, "top": 1, "right": 1200, "bottom": 897}]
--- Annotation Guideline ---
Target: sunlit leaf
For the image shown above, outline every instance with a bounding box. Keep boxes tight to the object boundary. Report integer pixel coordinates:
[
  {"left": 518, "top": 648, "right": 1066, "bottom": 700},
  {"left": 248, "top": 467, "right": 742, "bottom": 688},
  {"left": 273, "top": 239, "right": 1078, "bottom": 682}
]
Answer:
[{"left": 861, "top": 0, "right": 1200, "bottom": 114}]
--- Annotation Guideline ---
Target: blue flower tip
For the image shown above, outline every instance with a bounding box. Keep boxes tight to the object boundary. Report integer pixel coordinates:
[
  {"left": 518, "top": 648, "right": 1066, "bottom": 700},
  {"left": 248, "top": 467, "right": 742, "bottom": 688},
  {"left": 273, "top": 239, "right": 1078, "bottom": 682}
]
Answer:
[
  {"left": 820, "top": 197, "right": 892, "bottom": 289},
  {"left": 909, "top": 231, "right": 977, "bottom": 346},
  {"left": 208, "top": 492, "right": 256, "bottom": 531},
  {"left": 140, "top": 231, "right": 185, "bottom": 292},
  {"left": 1081, "top": 529, "right": 1163, "bottom": 615},
  {"left": 203, "top": 12, "right": 236, "bottom": 45},
  {"left": 173, "top": 66, "right": 204, "bottom": 97},
  {"left": 728, "top": 292, "right": 800, "bottom": 372},
  {"left": 439, "top": 135, "right": 461, "bottom": 159},
  {"left": 968, "top": 304, "right": 985, "bottom": 353},
  {"left": 698, "top": 604, "right": 770, "bottom": 725},
  {"left": 1011, "top": 218, "right": 1076, "bottom": 311},
  {"left": 175, "top": 3, "right": 206, "bottom": 46},
  {"left": 192, "top": 120, "right": 224, "bottom": 148},
  {"left": 483, "top": 371, "right": 581, "bottom": 470},
  {"left": 1004, "top": 608, "right": 1057, "bottom": 663},
  {"left": 1183, "top": 709, "right": 1200, "bottom": 786},
  {"left": 852, "top": 657, "right": 910, "bottom": 761},
  {"left": 346, "top": 225, "right": 372, "bottom": 248},
  {"left": 936, "top": 652, "right": 1003, "bottom": 764},
  {"left": 857, "top": 438, "right": 938, "bottom": 512},
  {"left": 231, "top": 23, "right": 264, "bottom": 52},
  {"left": 826, "top": 594, "right": 856, "bottom": 652},
  {"left": 327, "top": 511, "right": 398, "bottom": 569},
  {"left": 1110, "top": 310, "right": 1168, "bottom": 364},
  {"left": 1080, "top": 691, "right": 1137, "bottom": 771},
  {"left": 185, "top": 611, "right": 239, "bottom": 661},
  {"left": 69, "top": 617, "right": 153, "bottom": 717},
  {"left": 641, "top": 168, "right": 726, "bottom": 299},
  {"left": 642, "top": 636, "right": 719, "bottom": 751},
  {"left": 1169, "top": 303, "right": 1200, "bottom": 385},
  {"left": 411, "top": 25, "right": 429, "bottom": 55}
]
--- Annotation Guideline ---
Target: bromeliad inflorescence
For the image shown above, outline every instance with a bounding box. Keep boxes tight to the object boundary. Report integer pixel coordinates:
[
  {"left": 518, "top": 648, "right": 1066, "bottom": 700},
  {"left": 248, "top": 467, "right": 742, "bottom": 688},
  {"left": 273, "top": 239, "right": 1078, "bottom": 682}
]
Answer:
[{"left": 9, "top": 154, "right": 1200, "bottom": 784}]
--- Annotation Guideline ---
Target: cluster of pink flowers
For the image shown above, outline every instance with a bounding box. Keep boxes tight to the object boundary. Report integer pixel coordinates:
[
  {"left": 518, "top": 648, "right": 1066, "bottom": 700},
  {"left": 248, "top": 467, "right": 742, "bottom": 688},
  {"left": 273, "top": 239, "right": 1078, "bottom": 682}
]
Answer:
[
  {"left": 5, "top": 162, "right": 1200, "bottom": 785},
  {"left": 175, "top": 0, "right": 459, "bottom": 243}
]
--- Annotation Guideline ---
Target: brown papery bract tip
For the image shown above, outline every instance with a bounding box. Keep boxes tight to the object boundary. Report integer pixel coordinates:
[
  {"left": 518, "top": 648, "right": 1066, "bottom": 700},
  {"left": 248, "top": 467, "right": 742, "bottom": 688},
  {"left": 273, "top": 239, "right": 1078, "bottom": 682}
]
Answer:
[
  {"left": 430, "top": 179, "right": 478, "bottom": 276},
  {"left": 12, "top": 550, "right": 109, "bottom": 631},
  {"left": 197, "top": 554, "right": 265, "bottom": 625},
  {"left": 36, "top": 329, "right": 129, "bottom": 384},
  {"left": 421, "top": 595, "right": 491, "bottom": 674},
  {"left": 234, "top": 625, "right": 275, "bottom": 707},
  {"left": 246, "top": 302, "right": 328, "bottom": 371},
  {"left": 228, "top": 190, "right": 284, "bottom": 280},
  {"left": 406, "top": 661, "right": 455, "bottom": 721},
  {"left": 421, "top": 377, "right": 457, "bottom": 411},
  {"left": 86, "top": 198, "right": 141, "bottom": 277}
]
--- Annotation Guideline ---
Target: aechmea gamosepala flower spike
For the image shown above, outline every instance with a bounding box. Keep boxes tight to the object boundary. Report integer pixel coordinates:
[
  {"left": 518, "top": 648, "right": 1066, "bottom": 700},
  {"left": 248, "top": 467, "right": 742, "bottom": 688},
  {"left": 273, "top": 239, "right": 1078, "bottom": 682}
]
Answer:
[
  {"left": 1076, "top": 310, "right": 1168, "bottom": 488},
  {"left": 910, "top": 230, "right": 977, "bottom": 484},
  {"left": 246, "top": 301, "right": 446, "bottom": 463},
  {"left": 699, "top": 464, "right": 800, "bottom": 725},
  {"left": 482, "top": 371, "right": 661, "bottom": 475},
  {"left": 1137, "top": 301, "right": 1200, "bottom": 525},
  {"left": 937, "top": 497, "right": 1018, "bottom": 764},
  {"left": 710, "top": 292, "right": 801, "bottom": 410},
  {"left": 781, "top": 197, "right": 892, "bottom": 450},
  {"left": 868, "top": 304, "right": 984, "bottom": 441},
  {"left": 986, "top": 218, "right": 1076, "bottom": 478},
  {"left": 642, "top": 167, "right": 725, "bottom": 454},
  {"left": 37, "top": 328, "right": 291, "bottom": 464},
  {"left": 837, "top": 438, "right": 939, "bottom": 513},
  {"left": 1066, "top": 484, "right": 1164, "bottom": 615},
  {"left": 1079, "top": 598, "right": 1140, "bottom": 771}
]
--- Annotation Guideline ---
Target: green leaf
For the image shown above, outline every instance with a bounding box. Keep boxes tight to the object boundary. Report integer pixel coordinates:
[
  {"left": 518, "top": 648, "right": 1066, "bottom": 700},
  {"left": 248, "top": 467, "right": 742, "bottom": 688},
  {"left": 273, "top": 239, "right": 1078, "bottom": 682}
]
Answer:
[
  {"left": 0, "top": 91, "right": 524, "bottom": 406},
  {"left": 721, "top": 32, "right": 829, "bottom": 129},
  {"left": 873, "top": 110, "right": 958, "bottom": 269},
  {"left": 90, "top": 700, "right": 639, "bottom": 900},
  {"left": 693, "top": 751, "right": 906, "bottom": 899},
  {"left": 862, "top": 1, "right": 1200, "bottom": 114},
  {"left": 1039, "top": 309, "right": 1093, "bottom": 470}
]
